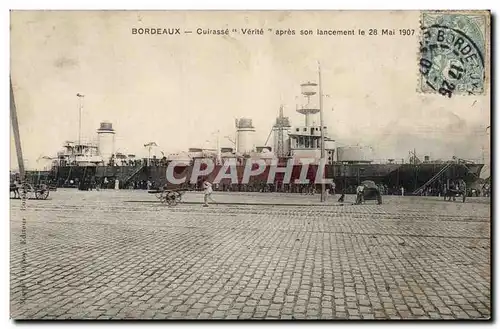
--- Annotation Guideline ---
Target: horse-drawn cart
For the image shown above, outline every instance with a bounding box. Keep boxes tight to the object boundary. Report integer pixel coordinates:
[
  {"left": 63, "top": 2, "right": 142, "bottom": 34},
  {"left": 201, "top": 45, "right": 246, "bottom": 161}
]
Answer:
[
  {"left": 10, "top": 182, "right": 51, "bottom": 200},
  {"left": 444, "top": 187, "right": 467, "bottom": 203},
  {"left": 443, "top": 180, "right": 467, "bottom": 203},
  {"left": 10, "top": 169, "right": 57, "bottom": 200},
  {"left": 148, "top": 188, "right": 189, "bottom": 206}
]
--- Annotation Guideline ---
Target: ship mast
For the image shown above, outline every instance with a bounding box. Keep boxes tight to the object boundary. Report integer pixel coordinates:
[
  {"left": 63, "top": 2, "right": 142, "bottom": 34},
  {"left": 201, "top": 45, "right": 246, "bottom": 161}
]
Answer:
[
  {"left": 216, "top": 130, "right": 221, "bottom": 165},
  {"left": 318, "top": 62, "right": 326, "bottom": 202},
  {"left": 77, "top": 93, "right": 85, "bottom": 153},
  {"left": 274, "top": 105, "right": 291, "bottom": 158},
  {"left": 10, "top": 77, "right": 25, "bottom": 180},
  {"left": 276, "top": 106, "right": 284, "bottom": 158}
]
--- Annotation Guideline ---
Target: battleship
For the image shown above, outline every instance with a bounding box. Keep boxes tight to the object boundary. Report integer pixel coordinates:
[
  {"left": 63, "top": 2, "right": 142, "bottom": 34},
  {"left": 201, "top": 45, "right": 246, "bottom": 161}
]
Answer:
[{"left": 23, "top": 81, "right": 485, "bottom": 195}]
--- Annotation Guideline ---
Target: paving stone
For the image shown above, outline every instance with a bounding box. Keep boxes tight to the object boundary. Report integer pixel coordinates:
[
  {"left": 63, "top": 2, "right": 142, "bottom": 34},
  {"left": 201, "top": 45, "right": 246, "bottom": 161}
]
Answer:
[{"left": 9, "top": 193, "right": 491, "bottom": 320}]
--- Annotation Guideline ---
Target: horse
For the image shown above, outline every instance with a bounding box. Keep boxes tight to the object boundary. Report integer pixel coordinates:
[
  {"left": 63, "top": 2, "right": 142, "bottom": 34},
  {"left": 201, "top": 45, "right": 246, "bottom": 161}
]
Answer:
[
  {"left": 10, "top": 183, "right": 20, "bottom": 199},
  {"left": 443, "top": 187, "right": 466, "bottom": 203}
]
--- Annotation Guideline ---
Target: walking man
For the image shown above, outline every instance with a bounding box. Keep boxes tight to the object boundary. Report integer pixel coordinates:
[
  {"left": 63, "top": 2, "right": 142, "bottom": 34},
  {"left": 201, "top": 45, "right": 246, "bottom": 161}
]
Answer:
[
  {"left": 203, "top": 179, "right": 215, "bottom": 207},
  {"left": 330, "top": 182, "right": 336, "bottom": 196}
]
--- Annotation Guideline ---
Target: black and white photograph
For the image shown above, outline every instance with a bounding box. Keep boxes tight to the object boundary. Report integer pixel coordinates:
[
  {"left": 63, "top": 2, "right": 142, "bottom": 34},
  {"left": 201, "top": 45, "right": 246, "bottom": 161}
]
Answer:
[{"left": 9, "top": 9, "right": 491, "bottom": 321}]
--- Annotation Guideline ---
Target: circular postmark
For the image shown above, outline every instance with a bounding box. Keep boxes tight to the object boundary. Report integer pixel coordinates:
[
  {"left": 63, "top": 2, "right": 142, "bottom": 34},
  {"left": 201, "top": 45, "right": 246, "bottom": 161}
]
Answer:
[{"left": 419, "top": 25, "right": 485, "bottom": 96}]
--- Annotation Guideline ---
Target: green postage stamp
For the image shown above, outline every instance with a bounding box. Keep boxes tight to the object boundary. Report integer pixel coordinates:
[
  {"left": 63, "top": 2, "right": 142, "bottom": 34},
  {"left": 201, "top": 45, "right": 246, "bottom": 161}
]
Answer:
[{"left": 419, "top": 11, "right": 490, "bottom": 96}]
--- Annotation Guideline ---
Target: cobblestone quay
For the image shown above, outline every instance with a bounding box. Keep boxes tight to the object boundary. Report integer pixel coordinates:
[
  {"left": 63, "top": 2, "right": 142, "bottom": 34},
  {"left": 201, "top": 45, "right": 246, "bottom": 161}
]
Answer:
[{"left": 10, "top": 189, "right": 491, "bottom": 319}]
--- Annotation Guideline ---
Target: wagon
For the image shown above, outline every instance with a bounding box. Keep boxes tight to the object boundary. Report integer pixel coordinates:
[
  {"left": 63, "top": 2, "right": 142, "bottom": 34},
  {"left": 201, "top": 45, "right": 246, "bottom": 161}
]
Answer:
[
  {"left": 444, "top": 180, "right": 467, "bottom": 203},
  {"left": 10, "top": 182, "right": 50, "bottom": 200},
  {"left": 444, "top": 188, "right": 466, "bottom": 203},
  {"left": 148, "top": 188, "right": 189, "bottom": 206},
  {"left": 355, "top": 180, "right": 382, "bottom": 205}
]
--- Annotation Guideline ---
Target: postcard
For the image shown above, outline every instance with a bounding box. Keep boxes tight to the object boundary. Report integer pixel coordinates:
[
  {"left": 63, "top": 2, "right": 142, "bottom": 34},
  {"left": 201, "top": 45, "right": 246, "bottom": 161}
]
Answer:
[{"left": 10, "top": 10, "right": 491, "bottom": 320}]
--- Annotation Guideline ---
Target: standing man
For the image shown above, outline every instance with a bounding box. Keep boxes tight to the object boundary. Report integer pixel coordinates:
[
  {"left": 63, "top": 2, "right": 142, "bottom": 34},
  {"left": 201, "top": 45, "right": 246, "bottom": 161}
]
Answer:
[
  {"left": 203, "top": 179, "right": 215, "bottom": 207},
  {"left": 400, "top": 186, "right": 405, "bottom": 196},
  {"left": 356, "top": 183, "right": 365, "bottom": 205}
]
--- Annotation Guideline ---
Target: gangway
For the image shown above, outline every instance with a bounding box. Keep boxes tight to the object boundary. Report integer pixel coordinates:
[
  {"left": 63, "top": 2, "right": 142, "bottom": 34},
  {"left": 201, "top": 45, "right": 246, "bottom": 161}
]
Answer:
[
  {"left": 412, "top": 162, "right": 453, "bottom": 195},
  {"left": 123, "top": 164, "right": 146, "bottom": 186}
]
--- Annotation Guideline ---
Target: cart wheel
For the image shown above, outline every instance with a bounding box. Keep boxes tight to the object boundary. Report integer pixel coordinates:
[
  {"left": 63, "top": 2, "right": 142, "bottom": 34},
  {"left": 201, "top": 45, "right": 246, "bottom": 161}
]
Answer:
[
  {"left": 21, "top": 183, "right": 34, "bottom": 200},
  {"left": 166, "top": 198, "right": 177, "bottom": 207},
  {"left": 36, "top": 187, "right": 50, "bottom": 200},
  {"left": 155, "top": 190, "right": 165, "bottom": 200},
  {"left": 165, "top": 192, "right": 178, "bottom": 206}
]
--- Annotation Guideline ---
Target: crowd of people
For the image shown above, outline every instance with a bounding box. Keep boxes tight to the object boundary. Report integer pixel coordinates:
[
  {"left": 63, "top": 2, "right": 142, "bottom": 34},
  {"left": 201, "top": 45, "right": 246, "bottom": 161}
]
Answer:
[
  {"left": 117, "top": 179, "right": 404, "bottom": 196},
  {"left": 27, "top": 171, "right": 491, "bottom": 199},
  {"left": 72, "top": 177, "right": 162, "bottom": 191},
  {"left": 106, "top": 156, "right": 168, "bottom": 167}
]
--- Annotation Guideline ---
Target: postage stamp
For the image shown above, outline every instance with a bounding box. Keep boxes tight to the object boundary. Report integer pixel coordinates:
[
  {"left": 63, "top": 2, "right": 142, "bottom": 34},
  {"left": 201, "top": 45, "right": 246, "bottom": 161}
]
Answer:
[{"left": 418, "top": 11, "right": 490, "bottom": 96}]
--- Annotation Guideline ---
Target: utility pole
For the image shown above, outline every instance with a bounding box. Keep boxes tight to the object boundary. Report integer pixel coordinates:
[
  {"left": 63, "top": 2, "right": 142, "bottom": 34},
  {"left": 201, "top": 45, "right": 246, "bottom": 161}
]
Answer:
[
  {"left": 10, "top": 77, "right": 25, "bottom": 181},
  {"left": 234, "top": 119, "right": 239, "bottom": 154},
  {"left": 414, "top": 148, "right": 418, "bottom": 191},
  {"left": 144, "top": 142, "right": 157, "bottom": 166},
  {"left": 76, "top": 93, "right": 85, "bottom": 151},
  {"left": 318, "top": 61, "right": 326, "bottom": 202},
  {"left": 216, "top": 130, "right": 221, "bottom": 165}
]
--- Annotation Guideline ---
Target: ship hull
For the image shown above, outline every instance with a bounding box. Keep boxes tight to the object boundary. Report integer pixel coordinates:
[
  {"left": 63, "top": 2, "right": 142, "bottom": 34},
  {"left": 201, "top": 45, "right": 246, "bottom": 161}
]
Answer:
[{"left": 44, "top": 162, "right": 484, "bottom": 194}]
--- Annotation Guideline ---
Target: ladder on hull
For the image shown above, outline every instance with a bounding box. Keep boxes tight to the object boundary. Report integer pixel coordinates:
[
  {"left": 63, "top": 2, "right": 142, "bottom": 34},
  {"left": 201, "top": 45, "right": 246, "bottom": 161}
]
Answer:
[
  {"left": 412, "top": 162, "right": 452, "bottom": 195},
  {"left": 123, "top": 165, "right": 146, "bottom": 185}
]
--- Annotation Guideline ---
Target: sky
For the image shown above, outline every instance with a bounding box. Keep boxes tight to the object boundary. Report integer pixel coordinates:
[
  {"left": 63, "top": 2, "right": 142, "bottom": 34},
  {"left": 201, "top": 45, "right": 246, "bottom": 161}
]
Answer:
[{"left": 10, "top": 10, "right": 490, "bottom": 170}]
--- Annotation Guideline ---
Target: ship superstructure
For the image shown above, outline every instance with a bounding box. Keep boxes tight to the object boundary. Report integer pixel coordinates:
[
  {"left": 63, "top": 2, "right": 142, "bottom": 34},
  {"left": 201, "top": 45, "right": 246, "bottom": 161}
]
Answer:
[
  {"left": 287, "top": 81, "right": 336, "bottom": 164},
  {"left": 53, "top": 121, "right": 136, "bottom": 167},
  {"left": 55, "top": 140, "right": 103, "bottom": 167},
  {"left": 271, "top": 105, "right": 291, "bottom": 158},
  {"left": 41, "top": 81, "right": 486, "bottom": 193}
]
